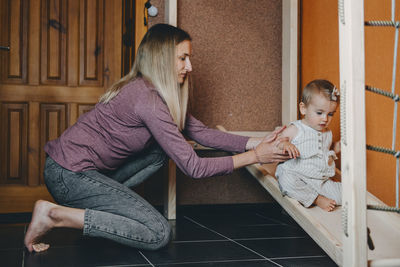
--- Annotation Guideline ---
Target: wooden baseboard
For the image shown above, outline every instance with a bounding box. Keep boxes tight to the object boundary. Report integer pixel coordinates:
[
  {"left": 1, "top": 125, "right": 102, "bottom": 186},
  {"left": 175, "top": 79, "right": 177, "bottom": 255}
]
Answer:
[{"left": 0, "top": 185, "right": 53, "bottom": 213}]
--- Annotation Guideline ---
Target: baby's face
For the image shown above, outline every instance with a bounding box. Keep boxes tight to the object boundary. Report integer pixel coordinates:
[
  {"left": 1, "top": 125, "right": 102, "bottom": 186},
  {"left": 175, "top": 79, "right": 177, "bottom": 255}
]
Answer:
[{"left": 300, "top": 93, "right": 338, "bottom": 132}]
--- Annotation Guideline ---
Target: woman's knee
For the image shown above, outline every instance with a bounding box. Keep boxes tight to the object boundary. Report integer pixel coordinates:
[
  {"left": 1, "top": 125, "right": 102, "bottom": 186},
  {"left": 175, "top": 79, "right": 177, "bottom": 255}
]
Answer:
[{"left": 146, "top": 218, "right": 172, "bottom": 250}]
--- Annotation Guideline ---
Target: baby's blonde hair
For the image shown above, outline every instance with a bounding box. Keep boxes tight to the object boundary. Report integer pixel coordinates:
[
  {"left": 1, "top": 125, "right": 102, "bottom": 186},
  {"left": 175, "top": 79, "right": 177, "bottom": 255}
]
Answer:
[
  {"left": 301, "top": 79, "right": 339, "bottom": 106},
  {"left": 99, "top": 24, "right": 192, "bottom": 131}
]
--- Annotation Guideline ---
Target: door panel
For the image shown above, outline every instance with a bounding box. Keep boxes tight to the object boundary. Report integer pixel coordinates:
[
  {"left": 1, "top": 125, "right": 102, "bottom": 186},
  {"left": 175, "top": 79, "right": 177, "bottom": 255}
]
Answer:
[
  {"left": 39, "top": 103, "right": 68, "bottom": 185},
  {"left": 0, "top": 0, "right": 129, "bottom": 213},
  {"left": 0, "top": 102, "right": 28, "bottom": 185},
  {"left": 79, "top": 0, "right": 104, "bottom": 86},
  {"left": 40, "top": 0, "right": 67, "bottom": 85},
  {"left": 0, "top": 0, "right": 28, "bottom": 84}
]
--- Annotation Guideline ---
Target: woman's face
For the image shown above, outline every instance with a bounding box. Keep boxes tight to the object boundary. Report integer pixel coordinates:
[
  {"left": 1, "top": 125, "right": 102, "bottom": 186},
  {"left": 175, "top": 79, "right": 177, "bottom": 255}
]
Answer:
[{"left": 175, "top": 40, "right": 192, "bottom": 84}]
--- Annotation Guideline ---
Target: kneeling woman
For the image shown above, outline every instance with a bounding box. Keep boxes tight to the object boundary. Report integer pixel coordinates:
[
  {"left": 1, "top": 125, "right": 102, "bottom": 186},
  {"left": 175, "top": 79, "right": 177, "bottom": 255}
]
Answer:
[{"left": 24, "top": 24, "right": 289, "bottom": 252}]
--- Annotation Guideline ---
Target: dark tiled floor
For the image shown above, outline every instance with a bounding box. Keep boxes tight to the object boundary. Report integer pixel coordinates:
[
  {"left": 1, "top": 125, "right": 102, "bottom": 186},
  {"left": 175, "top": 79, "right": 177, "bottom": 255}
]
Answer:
[{"left": 0, "top": 203, "right": 338, "bottom": 267}]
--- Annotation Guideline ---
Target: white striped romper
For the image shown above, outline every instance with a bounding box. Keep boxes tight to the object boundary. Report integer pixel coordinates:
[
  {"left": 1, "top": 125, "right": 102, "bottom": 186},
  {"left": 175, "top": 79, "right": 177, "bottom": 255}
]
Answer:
[{"left": 275, "top": 120, "right": 342, "bottom": 207}]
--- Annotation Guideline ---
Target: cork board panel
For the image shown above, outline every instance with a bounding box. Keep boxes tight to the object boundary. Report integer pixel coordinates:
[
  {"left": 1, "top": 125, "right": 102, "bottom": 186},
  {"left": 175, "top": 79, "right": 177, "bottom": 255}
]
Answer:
[{"left": 178, "top": 0, "right": 282, "bottom": 131}]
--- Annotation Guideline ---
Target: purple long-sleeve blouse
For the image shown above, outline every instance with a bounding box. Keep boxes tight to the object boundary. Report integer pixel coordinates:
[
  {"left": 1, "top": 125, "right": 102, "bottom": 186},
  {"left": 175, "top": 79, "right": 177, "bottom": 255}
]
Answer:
[{"left": 44, "top": 78, "right": 249, "bottom": 178}]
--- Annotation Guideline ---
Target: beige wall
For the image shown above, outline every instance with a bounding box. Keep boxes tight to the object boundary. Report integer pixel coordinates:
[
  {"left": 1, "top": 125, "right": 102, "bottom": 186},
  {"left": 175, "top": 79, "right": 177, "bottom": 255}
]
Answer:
[{"left": 302, "top": 0, "right": 400, "bottom": 205}]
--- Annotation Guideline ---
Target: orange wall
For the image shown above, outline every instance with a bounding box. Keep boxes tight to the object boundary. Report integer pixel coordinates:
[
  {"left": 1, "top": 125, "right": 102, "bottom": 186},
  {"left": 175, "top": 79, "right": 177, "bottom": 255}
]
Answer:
[{"left": 302, "top": 0, "right": 400, "bottom": 205}]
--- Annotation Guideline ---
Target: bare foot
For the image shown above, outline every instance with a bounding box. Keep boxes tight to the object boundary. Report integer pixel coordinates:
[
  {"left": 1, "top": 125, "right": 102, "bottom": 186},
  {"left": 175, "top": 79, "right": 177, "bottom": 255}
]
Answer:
[
  {"left": 24, "top": 200, "right": 58, "bottom": 253},
  {"left": 32, "top": 243, "right": 50, "bottom": 252},
  {"left": 314, "top": 195, "right": 336, "bottom": 212}
]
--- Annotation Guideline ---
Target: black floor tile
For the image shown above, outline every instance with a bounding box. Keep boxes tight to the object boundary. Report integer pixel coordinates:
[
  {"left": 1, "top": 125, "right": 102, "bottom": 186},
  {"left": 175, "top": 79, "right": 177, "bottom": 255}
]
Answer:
[
  {"left": 0, "top": 249, "right": 23, "bottom": 267},
  {"left": 255, "top": 210, "right": 303, "bottom": 228},
  {"left": 0, "top": 225, "right": 26, "bottom": 249},
  {"left": 141, "top": 240, "right": 263, "bottom": 265},
  {"left": 155, "top": 259, "right": 278, "bottom": 266},
  {"left": 36, "top": 228, "right": 85, "bottom": 248},
  {"left": 169, "top": 218, "right": 224, "bottom": 242},
  {"left": 239, "top": 237, "right": 326, "bottom": 258},
  {"left": 180, "top": 204, "right": 284, "bottom": 226},
  {"left": 0, "top": 203, "right": 337, "bottom": 267},
  {"left": 205, "top": 224, "right": 306, "bottom": 240},
  {"left": 274, "top": 256, "right": 338, "bottom": 266},
  {"left": 24, "top": 243, "right": 149, "bottom": 267},
  {"left": 178, "top": 203, "right": 282, "bottom": 217},
  {"left": 0, "top": 212, "right": 31, "bottom": 224},
  {"left": 23, "top": 228, "right": 151, "bottom": 267},
  {"left": 183, "top": 213, "right": 282, "bottom": 228}
]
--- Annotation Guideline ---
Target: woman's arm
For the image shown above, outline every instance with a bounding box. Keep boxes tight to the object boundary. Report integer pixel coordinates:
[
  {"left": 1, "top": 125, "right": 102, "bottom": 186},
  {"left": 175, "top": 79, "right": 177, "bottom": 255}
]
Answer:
[
  {"left": 183, "top": 115, "right": 249, "bottom": 153},
  {"left": 138, "top": 99, "right": 241, "bottom": 178}
]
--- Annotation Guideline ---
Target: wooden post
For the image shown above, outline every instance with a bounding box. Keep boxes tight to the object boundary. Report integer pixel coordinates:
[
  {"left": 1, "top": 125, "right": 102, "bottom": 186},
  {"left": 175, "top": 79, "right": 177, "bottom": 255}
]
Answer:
[
  {"left": 164, "top": 159, "right": 176, "bottom": 220},
  {"left": 282, "top": 0, "right": 298, "bottom": 126},
  {"left": 338, "top": 0, "right": 367, "bottom": 266},
  {"left": 165, "top": 0, "right": 177, "bottom": 26}
]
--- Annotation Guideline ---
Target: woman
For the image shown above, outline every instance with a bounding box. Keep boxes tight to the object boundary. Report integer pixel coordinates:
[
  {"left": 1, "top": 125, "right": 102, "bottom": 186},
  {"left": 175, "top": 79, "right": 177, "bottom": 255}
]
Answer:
[{"left": 24, "top": 24, "right": 290, "bottom": 253}]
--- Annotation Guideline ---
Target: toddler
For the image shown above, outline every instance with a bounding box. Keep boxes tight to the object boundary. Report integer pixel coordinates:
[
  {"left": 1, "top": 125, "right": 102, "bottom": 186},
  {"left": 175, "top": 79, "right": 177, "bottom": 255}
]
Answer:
[{"left": 276, "top": 79, "right": 341, "bottom": 212}]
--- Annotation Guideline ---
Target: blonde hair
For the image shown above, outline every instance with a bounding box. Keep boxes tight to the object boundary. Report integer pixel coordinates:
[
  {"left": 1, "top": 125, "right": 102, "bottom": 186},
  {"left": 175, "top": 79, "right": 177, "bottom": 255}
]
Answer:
[
  {"left": 301, "top": 79, "right": 339, "bottom": 106},
  {"left": 99, "top": 24, "right": 192, "bottom": 131}
]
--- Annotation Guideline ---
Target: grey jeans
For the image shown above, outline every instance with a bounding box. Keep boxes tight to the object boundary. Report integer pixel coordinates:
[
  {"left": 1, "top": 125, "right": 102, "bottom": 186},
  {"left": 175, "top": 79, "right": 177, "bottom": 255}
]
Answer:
[{"left": 44, "top": 145, "right": 171, "bottom": 250}]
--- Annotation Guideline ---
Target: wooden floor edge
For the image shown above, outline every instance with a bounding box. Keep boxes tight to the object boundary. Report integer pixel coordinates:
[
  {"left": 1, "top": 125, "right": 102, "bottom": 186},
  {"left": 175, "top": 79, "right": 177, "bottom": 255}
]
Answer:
[{"left": 0, "top": 185, "right": 53, "bottom": 213}]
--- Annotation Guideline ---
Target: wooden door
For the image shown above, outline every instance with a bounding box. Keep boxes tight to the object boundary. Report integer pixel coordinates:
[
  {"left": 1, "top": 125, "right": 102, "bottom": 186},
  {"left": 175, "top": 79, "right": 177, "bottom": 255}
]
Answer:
[{"left": 0, "top": 0, "right": 128, "bottom": 213}]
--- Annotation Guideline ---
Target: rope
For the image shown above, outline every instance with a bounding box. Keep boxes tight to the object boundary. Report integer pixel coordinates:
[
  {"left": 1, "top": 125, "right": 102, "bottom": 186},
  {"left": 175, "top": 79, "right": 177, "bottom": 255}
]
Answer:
[
  {"left": 394, "top": 100, "right": 399, "bottom": 150},
  {"left": 392, "top": 28, "right": 399, "bottom": 95},
  {"left": 366, "top": 144, "right": 400, "bottom": 157},
  {"left": 390, "top": 16, "right": 400, "bottom": 207},
  {"left": 397, "top": 158, "right": 400, "bottom": 207},
  {"left": 391, "top": 25, "right": 399, "bottom": 151},
  {"left": 365, "top": 85, "right": 400, "bottom": 101},
  {"left": 365, "top": 20, "right": 399, "bottom": 27},
  {"left": 338, "top": 0, "right": 345, "bottom": 25},
  {"left": 367, "top": 204, "right": 400, "bottom": 213},
  {"left": 342, "top": 202, "right": 348, "bottom": 237},
  {"left": 340, "top": 82, "right": 347, "bottom": 146}
]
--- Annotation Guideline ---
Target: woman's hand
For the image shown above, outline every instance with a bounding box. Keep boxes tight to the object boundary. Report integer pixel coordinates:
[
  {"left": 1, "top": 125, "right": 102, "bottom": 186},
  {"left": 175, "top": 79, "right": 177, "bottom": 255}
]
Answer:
[
  {"left": 232, "top": 125, "right": 291, "bottom": 169},
  {"left": 254, "top": 134, "right": 292, "bottom": 164},
  {"left": 245, "top": 126, "right": 287, "bottom": 151},
  {"left": 277, "top": 141, "right": 300, "bottom": 159}
]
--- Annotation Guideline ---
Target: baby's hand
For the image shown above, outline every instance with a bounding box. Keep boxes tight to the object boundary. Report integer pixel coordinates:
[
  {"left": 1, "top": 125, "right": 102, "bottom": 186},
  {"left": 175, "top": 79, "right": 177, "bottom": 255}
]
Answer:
[
  {"left": 333, "top": 141, "right": 341, "bottom": 154},
  {"left": 279, "top": 141, "right": 300, "bottom": 159},
  {"left": 328, "top": 156, "right": 335, "bottom": 166}
]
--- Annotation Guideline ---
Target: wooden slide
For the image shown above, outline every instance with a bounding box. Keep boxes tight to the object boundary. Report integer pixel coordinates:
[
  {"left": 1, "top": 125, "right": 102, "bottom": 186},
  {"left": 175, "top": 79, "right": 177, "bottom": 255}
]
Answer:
[{"left": 217, "top": 127, "right": 400, "bottom": 266}]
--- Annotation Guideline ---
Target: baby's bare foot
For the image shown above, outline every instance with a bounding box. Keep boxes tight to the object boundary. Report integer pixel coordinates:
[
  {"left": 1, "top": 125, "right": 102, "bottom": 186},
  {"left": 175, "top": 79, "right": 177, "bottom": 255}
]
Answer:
[
  {"left": 24, "top": 200, "right": 58, "bottom": 252},
  {"left": 315, "top": 195, "right": 336, "bottom": 212}
]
